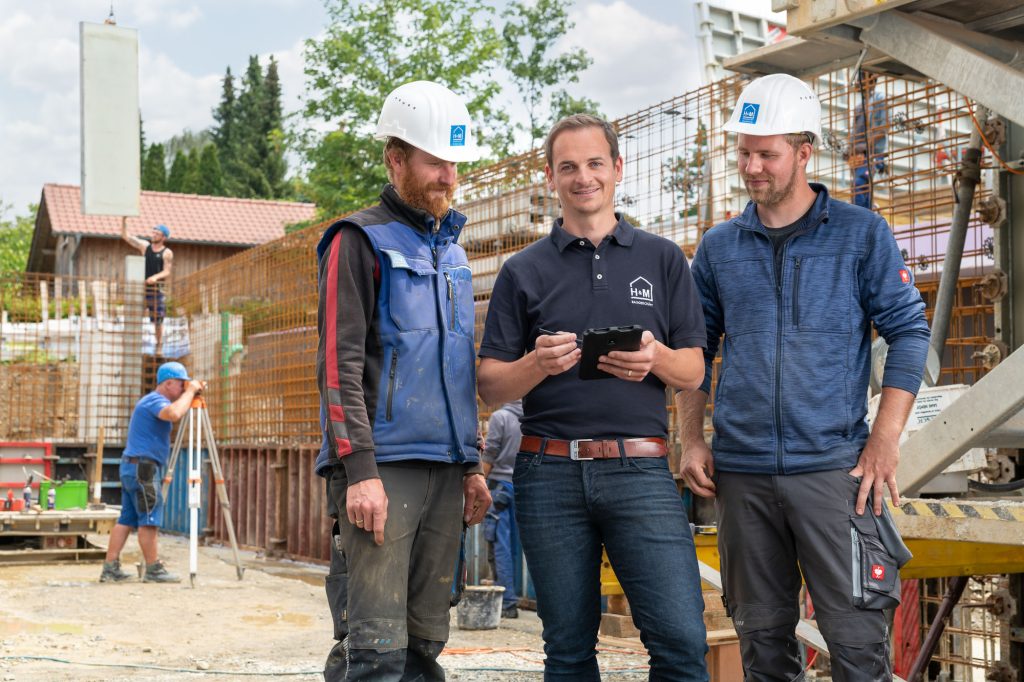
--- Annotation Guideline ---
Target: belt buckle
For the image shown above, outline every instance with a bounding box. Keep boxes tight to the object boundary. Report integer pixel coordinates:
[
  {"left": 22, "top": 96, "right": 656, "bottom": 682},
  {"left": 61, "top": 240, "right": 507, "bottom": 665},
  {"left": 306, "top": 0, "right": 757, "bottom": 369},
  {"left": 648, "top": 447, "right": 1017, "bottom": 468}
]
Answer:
[{"left": 569, "top": 439, "right": 594, "bottom": 461}]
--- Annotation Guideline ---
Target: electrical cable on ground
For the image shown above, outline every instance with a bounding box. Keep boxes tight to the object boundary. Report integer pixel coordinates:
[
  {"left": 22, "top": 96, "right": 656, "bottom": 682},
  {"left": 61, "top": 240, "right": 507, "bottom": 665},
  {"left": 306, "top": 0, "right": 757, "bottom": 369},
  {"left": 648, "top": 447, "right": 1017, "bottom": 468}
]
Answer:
[
  {"left": 449, "top": 667, "right": 650, "bottom": 674},
  {"left": 0, "top": 655, "right": 320, "bottom": 676}
]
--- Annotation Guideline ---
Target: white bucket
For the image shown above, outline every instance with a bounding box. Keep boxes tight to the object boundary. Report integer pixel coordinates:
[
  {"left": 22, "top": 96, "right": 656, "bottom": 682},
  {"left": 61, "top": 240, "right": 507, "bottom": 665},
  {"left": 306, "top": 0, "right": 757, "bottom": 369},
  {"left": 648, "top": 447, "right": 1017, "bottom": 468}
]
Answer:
[{"left": 456, "top": 585, "right": 505, "bottom": 630}]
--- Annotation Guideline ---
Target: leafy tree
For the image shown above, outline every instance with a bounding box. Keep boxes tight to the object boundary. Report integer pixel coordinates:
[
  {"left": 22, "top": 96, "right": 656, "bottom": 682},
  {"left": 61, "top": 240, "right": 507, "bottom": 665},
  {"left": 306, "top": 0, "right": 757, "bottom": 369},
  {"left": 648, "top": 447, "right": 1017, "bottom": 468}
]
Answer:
[
  {"left": 662, "top": 121, "right": 708, "bottom": 218},
  {"left": 167, "top": 150, "right": 190, "bottom": 193},
  {"left": 0, "top": 202, "right": 36, "bottom": 274},
  {"left": 298, "top": 0, "right": 504, "bottom": 218},
  {"left": 141, "top": 143, "right": 167, "bottom": 191},
  {"left": 549, "top": 89, "right": 603, "bottom": 126},
  {"left": 165, "top": 128, "right": 213, "bottom": 165},
  {"left": 198, "top": 144, "right": 226, "bottom": 196},
  {"left": 502, "top": 0, "right": 592, "bottom": 149}
]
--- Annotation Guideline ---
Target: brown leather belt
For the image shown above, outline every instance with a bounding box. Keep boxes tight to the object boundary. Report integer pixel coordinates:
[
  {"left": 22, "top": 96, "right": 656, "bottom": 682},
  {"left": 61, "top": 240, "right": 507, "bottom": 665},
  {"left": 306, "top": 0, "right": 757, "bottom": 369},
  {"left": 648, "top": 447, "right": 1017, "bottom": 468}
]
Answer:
[
  {"left": 519, "top": 435, "right": 666, "bottom": 460},
  {"left": 124, "top": 456, "right": 139, "bottom": 464}
]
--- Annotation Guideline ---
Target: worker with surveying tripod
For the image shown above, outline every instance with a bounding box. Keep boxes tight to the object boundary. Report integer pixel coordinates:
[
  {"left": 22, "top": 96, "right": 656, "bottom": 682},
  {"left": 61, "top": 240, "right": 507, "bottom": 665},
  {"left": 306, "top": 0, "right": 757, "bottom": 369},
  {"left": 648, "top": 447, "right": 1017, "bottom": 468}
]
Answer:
[
  {"left": 100, "top": 361, "right": 205, "bottom": 583},
  {"left": 314, "top": 81, "right": 491, "bottom": 682}
]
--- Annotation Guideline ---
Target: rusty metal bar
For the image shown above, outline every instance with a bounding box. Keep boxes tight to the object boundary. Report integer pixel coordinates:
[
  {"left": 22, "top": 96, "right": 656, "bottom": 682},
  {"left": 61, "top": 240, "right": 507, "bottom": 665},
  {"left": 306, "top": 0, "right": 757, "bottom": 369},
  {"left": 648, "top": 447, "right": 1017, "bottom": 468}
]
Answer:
[{"left": 908, "top": 575, "right": 970, "bottom": 682}]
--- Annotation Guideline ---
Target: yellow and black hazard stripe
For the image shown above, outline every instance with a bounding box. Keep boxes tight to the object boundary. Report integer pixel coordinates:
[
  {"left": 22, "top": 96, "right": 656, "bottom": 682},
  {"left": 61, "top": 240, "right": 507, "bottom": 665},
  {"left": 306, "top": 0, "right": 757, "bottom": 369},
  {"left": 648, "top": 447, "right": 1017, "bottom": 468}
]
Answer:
[{"left": 888, "top": 499, "right": 1024, "bottom": 523}]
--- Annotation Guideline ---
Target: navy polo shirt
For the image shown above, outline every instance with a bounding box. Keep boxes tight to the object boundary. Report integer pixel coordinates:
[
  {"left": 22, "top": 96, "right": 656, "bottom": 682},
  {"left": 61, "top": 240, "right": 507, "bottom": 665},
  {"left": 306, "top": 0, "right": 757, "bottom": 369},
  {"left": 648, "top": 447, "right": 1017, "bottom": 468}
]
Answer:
[{"left": 479, "top": 215, "right": 706, "bottom": 440}]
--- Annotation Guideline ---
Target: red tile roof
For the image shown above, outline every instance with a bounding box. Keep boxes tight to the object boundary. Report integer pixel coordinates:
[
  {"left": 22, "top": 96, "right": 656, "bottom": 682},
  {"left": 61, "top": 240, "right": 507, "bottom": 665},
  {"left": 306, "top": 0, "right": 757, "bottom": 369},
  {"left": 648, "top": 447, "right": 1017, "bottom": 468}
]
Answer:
[{"left": 41, "top": 184, "right": 317, "bottom": 246}]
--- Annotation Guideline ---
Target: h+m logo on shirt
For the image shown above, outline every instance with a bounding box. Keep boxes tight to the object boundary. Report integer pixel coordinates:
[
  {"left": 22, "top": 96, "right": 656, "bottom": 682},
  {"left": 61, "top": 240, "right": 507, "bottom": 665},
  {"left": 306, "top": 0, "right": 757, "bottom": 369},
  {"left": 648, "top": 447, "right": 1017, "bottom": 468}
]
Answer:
[{"left": 630, "top": 277, "right": 653, "bottom": 307}]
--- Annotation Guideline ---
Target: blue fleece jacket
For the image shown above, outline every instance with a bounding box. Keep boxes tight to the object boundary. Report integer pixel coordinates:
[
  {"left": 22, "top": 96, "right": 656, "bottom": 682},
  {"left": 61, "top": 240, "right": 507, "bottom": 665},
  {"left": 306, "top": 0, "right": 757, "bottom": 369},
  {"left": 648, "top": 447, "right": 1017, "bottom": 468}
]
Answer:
[{"left": 691, "top": 184, "right": 930, "bottom": 475}]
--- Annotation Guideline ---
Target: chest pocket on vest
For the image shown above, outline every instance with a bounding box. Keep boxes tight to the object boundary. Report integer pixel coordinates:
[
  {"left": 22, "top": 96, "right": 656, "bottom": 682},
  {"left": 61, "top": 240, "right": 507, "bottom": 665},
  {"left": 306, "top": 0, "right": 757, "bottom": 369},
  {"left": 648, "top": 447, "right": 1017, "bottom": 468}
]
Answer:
[
  {"left": 382, "top": 249, "right": 438, "bottom": 331},
  {"left": 442, "top": 265, "right": 474, "bottom": 337}
]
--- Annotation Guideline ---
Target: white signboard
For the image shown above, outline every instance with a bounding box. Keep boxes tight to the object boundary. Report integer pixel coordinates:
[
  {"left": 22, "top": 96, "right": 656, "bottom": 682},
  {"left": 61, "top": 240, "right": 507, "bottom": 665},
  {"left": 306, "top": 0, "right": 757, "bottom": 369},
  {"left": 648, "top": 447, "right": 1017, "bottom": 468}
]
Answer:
[{"left": 80, "top": 21, "right": 140, "bottom": 216}]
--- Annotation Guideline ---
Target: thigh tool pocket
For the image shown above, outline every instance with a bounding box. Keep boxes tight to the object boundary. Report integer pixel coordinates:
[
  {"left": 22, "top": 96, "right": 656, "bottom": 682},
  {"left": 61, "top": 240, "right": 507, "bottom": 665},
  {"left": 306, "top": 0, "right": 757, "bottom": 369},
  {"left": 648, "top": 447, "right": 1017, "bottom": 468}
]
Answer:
[
  {"left": 136, "top": 459, "right": 159, "bottom": 513},
  {"left": 850, "top": 516, "right": 900, "bottom": 610}
]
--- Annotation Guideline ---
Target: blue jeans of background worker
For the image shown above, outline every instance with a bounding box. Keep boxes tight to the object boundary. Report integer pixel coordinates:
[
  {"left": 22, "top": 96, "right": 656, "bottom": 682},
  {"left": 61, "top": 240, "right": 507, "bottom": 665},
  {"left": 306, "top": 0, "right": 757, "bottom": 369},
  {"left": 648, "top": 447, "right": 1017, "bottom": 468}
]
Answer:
[
  {"left": 514, "top": 451, "right": 709, "bottom": 682},
  {"left": 484, "top": 481, "right": 518, "bottom": 609},
  {"left": 853, "top": 157, "right": 886, "bottom": 209}
]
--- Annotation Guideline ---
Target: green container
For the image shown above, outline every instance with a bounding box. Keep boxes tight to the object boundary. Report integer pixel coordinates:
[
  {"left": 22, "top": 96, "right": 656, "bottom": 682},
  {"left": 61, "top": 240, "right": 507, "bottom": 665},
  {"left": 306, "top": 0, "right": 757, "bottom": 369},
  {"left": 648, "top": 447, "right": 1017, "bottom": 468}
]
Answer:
[{"left": 39, "top": 481, "right": 89, "bottom": 510}]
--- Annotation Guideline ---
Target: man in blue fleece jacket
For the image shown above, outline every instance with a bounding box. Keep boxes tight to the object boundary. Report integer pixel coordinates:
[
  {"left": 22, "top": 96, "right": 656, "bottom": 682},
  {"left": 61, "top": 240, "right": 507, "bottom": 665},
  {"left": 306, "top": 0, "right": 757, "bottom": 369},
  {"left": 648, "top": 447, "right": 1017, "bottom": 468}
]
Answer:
[{"left": 677, "top": 74, "right": 930, "bottom": 681}]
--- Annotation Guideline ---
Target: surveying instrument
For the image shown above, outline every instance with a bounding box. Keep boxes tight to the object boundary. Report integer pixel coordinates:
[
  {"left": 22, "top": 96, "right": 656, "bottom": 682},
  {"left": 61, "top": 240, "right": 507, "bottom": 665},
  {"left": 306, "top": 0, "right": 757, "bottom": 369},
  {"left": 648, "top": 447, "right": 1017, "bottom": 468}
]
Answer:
[{"left": 162, "top": 395, "right": 244, "bottom": 587}]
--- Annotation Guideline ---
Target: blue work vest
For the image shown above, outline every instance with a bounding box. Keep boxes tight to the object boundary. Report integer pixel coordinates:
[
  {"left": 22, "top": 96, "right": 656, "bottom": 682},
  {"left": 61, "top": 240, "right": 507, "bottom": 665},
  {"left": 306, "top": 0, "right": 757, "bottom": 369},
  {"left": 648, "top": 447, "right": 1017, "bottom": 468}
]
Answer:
[{"left": 355, "top": 214, "right": 479, "bottom": 465}]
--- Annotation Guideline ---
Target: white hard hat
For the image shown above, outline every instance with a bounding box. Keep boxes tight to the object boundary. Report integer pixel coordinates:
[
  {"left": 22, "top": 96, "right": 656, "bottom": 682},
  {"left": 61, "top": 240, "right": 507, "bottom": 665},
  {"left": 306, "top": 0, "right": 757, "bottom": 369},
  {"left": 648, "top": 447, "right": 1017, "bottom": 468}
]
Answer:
[
  {"left": 375, "top": 81, "right": 481, "bottom": 163},
  {"left": 723, "top": 74, "right": 822, "bottom": 144}
]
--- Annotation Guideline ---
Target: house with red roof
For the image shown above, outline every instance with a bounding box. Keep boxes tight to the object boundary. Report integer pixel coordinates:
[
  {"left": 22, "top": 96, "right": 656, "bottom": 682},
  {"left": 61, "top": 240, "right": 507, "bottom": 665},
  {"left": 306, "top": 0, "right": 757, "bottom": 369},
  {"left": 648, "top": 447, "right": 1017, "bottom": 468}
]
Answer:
[{"left": 27, "top": 184, "right": 317, "bottom": 280}]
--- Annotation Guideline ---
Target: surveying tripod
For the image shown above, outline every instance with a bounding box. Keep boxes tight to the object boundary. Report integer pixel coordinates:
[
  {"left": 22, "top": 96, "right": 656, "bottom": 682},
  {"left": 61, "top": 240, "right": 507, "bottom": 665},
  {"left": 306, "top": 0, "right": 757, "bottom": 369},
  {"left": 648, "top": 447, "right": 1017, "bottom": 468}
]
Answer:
[{"left": 162, "top": 395, "right": 245, "bottom": 587}]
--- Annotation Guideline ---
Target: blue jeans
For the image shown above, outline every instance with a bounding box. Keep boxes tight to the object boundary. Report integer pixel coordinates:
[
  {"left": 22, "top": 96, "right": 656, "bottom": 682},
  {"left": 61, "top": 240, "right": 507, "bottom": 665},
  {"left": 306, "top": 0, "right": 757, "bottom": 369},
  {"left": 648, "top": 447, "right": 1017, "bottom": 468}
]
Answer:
[
  {"left": 514, "top": 451, "right": 709, "bottom": 681},
  {"left": 853, "top": 159, "right": 885, "bottom": 209},
  {"left": 484, "top": 481, "right": 519, "bottom": 608}
]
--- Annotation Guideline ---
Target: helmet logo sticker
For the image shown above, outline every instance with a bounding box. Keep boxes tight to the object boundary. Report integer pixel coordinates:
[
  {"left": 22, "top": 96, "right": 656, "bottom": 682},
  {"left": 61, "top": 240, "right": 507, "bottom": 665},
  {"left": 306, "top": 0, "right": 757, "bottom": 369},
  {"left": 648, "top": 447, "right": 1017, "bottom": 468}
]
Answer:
[
  {"left": 450, "top": 125, "right": 466, "bottom": 147},
  {"left": 739, "top": 103, "right": 759, "bottom": 124}
]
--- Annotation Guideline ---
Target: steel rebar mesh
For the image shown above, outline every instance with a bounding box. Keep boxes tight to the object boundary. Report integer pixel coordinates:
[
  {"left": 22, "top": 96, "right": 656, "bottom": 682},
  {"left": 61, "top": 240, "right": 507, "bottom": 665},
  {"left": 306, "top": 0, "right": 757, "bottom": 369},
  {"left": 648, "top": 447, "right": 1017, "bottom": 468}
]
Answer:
[{"left": 1, "top": 70, "right": 1000, "bottom": 449}]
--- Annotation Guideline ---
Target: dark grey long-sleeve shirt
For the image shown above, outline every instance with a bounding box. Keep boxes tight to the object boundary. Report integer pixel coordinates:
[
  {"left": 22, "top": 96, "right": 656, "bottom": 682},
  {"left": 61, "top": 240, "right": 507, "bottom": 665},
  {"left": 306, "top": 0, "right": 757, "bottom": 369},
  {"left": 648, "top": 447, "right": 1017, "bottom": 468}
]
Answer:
[{"left": 483, "top": 401, "right": 523, "bottom": 483}]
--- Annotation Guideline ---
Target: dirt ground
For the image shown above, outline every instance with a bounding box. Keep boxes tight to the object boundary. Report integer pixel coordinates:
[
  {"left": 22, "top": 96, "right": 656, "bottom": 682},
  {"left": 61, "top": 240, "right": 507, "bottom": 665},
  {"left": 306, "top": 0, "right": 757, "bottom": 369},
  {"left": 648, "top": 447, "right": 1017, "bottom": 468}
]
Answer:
[{"left": 0, "top": 533, "right": 651, "bottom": 681}]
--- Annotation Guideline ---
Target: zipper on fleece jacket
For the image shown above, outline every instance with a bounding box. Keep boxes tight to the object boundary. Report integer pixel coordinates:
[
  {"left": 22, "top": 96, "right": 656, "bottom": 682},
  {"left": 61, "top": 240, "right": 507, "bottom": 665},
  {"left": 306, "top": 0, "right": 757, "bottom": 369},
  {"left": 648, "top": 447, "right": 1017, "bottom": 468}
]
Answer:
[
  {"left": 773, "top": 241, "right": 786, "bottom": 474},
  {"left": 793, "top": 257, "right": 802, "bottom": 327}
]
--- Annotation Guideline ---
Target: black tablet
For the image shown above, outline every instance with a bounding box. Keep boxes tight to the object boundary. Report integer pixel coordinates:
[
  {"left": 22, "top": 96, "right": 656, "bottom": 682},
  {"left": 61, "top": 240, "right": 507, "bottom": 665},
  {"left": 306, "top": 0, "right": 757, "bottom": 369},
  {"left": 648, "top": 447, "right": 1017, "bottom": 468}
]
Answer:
[{"left": 579, "top": 325, "right": 643, "bottom": 380}]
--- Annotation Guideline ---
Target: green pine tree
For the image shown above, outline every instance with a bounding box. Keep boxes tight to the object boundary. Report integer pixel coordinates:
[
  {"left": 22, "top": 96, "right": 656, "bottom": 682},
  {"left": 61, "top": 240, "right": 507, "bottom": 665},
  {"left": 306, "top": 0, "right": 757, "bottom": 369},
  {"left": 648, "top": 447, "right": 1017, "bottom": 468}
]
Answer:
[
  {"left": 212, "top": 67, "right": 242, "bottom": 196},
  {"left": 167, "top": 150, "right": 189, "bottom": 193},
  {"left": 141, "top": 143, "right": 167, "bottom": 191},
  {"left": 197, "top": 145, "right": 226, "bottom": 196},
  {"left": 262, "top": 57, "right": 288, "bottom": 198},
  {"left": 181, "top": 147, "right": 202, "bottom": 194},
  {"left": 234, "top": 55, "right": 271, "bottom": 198}
]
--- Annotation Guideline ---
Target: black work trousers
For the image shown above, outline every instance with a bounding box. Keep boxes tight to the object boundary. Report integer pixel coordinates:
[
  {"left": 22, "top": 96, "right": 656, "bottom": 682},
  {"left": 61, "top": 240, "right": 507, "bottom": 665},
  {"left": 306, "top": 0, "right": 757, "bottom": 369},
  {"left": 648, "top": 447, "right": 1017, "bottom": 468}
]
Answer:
[{"left": 716, "top": 469, "right": 901, "bottom": 682}]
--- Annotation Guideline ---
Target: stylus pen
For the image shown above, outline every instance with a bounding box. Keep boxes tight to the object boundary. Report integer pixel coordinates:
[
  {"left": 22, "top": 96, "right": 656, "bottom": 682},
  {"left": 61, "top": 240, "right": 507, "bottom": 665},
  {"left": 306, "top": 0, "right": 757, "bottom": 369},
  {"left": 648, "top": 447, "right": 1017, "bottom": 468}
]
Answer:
[{"left": 537, "top": 328, "right": 584, "bottom": 347}]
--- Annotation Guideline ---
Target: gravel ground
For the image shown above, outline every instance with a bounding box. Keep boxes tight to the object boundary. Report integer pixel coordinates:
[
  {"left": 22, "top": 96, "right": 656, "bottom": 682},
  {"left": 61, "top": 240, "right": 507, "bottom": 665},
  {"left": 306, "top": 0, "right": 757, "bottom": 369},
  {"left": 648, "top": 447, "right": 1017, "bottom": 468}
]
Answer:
[{"left": 0, "top": 532, "right": 651, "bottom": 681}]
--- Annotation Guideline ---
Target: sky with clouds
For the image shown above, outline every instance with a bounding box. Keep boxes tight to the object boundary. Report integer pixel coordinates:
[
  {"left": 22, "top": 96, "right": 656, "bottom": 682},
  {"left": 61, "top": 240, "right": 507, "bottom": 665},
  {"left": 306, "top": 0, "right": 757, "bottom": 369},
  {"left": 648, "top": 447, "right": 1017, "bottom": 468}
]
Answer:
[{"left": 0, "top": 0, "right": 777, "bottom": 215}]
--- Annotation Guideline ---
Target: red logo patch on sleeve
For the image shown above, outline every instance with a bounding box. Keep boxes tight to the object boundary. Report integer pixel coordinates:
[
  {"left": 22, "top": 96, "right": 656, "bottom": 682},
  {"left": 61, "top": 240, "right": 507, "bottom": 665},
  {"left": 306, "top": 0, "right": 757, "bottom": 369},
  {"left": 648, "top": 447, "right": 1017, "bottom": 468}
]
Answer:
[
  {"left": 871, "top": 564, "right": 886, "bottom": 581},
  {"left": 899, "top": 269, "right": 910, "bottom": 284}
]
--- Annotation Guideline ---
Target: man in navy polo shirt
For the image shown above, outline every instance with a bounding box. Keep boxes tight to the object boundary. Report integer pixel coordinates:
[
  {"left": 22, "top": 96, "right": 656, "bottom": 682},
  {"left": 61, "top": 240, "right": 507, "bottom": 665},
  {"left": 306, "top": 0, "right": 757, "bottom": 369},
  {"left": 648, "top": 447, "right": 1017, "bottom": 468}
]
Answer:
[
  {"left": 100, "top": 361, "right": 205, "bottom": 583},
  {"left": 478, "top": 114, "right": 710, "bottom": 681}
]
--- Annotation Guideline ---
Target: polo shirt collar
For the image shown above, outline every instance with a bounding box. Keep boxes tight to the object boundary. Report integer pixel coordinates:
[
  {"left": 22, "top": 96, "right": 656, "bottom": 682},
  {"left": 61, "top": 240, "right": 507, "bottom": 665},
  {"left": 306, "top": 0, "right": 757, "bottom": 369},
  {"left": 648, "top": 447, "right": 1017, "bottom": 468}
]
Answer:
[{"left": 550, "top": 213, "right": 635, "bottom": 252}]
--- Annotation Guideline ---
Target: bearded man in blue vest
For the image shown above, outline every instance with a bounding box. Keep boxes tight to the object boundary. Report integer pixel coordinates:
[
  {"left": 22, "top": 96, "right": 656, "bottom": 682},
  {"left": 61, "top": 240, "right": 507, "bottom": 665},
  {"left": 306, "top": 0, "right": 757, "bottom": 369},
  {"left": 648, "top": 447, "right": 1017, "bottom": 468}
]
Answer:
[{"left": 314, "top": 80, "right": 491, "bottom": 682}]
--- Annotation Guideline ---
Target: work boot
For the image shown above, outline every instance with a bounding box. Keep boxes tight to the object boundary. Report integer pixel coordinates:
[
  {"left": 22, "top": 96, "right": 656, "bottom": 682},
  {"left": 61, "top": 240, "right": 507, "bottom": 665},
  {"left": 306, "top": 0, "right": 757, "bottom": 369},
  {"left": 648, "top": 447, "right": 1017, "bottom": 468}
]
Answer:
[
  {"left": 99, "top": 559, "right": 133, "bottom": 582},
  {"left": 142, "top": 560, "right": 181, "bottom": 583},
  {"left": 501, "top": 604, "right": 519, "bottom": 619}
]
